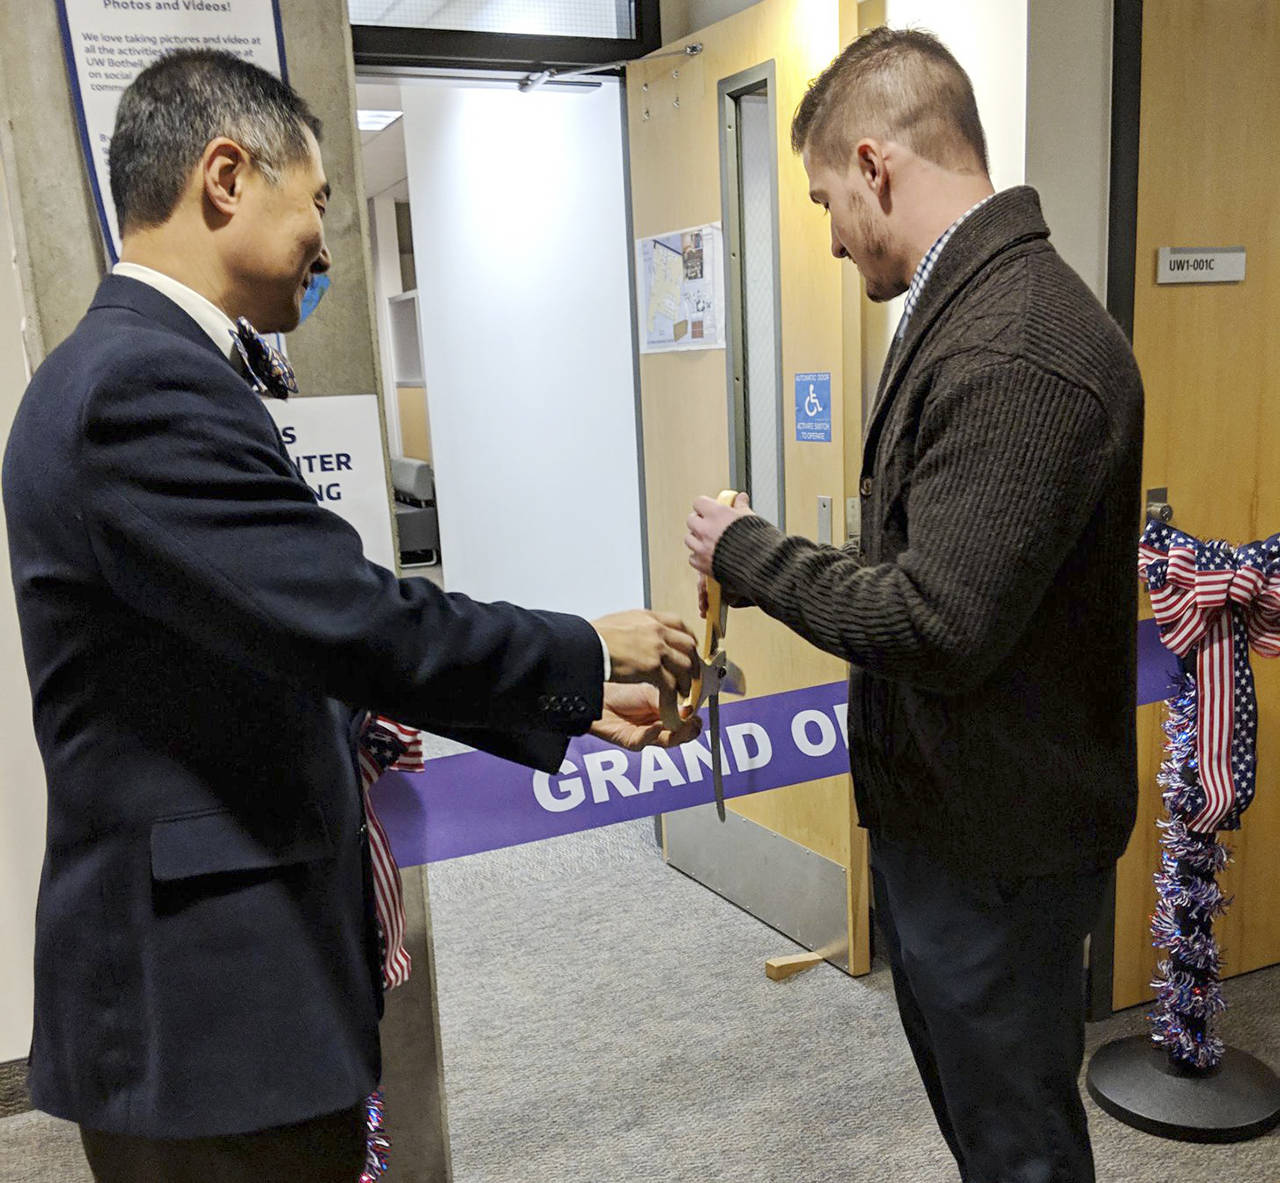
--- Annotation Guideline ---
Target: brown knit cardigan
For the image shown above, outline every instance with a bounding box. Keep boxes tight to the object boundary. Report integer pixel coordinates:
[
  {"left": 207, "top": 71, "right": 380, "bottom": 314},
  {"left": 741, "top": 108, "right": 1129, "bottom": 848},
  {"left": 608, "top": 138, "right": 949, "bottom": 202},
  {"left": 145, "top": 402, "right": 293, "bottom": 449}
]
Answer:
[{"left": 714, "top": 186, "right": 1144, "bottom": 876}]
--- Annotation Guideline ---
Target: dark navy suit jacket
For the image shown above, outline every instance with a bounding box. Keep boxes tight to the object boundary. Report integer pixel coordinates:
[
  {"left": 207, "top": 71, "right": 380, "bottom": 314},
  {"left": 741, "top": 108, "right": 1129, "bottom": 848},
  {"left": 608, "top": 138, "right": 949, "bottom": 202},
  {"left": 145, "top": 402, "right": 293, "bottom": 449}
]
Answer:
[{"left": 2, "top": 275, "right": 603, "bottom": 1137}]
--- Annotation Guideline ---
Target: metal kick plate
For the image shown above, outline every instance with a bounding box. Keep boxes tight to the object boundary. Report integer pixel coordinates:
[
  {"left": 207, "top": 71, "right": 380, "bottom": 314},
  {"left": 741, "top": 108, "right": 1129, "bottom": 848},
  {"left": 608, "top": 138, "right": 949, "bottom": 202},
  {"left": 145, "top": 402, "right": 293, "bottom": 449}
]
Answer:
[{"left": 665, "top": 803, "right": 850, "bottom": 972}]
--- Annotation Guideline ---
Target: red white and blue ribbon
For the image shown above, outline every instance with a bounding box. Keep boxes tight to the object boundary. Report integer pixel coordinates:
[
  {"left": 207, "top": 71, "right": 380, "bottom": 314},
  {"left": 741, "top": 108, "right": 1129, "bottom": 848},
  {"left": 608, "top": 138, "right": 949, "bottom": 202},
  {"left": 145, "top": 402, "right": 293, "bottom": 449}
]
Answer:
[
  {"left": 357, "top": 714, "right": 423, "bottom": 991},
  {"left": 1138, "top": 521, "right": 1280, "bottom": 832}
]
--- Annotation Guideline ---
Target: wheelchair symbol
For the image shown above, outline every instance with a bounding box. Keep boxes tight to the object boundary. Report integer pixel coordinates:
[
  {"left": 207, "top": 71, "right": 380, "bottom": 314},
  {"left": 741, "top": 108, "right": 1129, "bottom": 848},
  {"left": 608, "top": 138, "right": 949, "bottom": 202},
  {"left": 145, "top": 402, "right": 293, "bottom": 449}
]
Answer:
[{"left": 804, "top": 383, "right": 823, "bottom": 417}]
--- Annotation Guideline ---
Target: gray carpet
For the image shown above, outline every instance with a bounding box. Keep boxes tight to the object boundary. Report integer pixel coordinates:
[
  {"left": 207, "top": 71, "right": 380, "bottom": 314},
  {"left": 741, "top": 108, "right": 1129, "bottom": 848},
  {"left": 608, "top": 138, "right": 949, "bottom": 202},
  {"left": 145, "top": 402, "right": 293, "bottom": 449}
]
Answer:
[
  {"left": 424, "top": 820, "right": 1280, "bottom": 1182},
  {"left": 4, "top": 818, "right": 1278, "bottom": 1181}
]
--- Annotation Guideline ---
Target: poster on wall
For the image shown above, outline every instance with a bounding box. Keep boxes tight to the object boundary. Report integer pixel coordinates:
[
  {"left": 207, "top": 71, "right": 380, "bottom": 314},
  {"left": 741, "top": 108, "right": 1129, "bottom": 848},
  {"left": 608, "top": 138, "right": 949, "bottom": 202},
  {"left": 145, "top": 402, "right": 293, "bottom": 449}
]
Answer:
[
  {"left": 635, "top": 223, "right": 725, "bottom": 353},
  {"left": 56, "top": 0, "right": 287, "bottom": 262},
  {"left": 264, "top": 395, "right": 398, "bottom": 573}
]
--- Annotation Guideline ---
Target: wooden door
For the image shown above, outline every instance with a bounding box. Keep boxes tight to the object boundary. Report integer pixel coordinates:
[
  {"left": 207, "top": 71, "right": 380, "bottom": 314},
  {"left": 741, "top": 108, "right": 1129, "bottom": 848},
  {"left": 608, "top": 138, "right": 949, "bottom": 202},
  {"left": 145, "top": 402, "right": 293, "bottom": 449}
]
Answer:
[
  {"left": 1112, "top": 0, "right": 1280, "bottom": 1009},
  {"left": 627, "top": 0, "right": 871, "bottom": 974}
]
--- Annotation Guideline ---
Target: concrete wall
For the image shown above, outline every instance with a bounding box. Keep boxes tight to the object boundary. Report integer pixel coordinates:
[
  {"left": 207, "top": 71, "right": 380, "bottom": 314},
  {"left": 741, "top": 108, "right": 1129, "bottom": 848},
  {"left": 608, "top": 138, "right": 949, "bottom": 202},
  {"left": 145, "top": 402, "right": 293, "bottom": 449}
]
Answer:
[
  {"left": 0, "top": 3, "right": 450, "bottom": 1177},
  {"left": 275, "top": 5, "right": 384, "bottom": 397},
  {"left": 0, "top": 146, "right": 45, "bottom": 1069}
]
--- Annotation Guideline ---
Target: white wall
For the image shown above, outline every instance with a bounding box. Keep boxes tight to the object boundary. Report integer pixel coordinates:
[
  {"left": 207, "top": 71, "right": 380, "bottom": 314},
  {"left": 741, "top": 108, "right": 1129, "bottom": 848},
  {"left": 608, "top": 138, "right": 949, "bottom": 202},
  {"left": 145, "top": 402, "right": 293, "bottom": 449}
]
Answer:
[
  {"left": 0, "top": 152, "right": 45, "bottom": 1062},
  {"left": 400, "top": 78, "right": 644, "bottom": 618},
  {"left": 1026, "top": 0, "right": 1112, "bottom": 301},
  {"left": 659, "top": 0, "right": 759, "bottom": 41},
  {"left": 369, "top": 192, "right": 405, "bottom": 457},
  {"left": 857, "top": 1, "right": 1029, "bottom": 394},
  {"left": 882, "top": 0, "right": 1112, "bottom": 302},
  {"left": 885, "top": 0, "right": 1028, "bottom": 193}
]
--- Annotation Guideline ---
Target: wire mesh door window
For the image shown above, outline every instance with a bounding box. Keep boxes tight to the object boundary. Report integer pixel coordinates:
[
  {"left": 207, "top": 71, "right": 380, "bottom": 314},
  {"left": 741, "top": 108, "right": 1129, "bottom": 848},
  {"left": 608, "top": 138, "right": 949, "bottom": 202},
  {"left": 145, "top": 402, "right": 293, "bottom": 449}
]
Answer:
[
  {"left": 736, "top": 91, "right": 781, "bottom": 528},
  {"left": 348, "top": 0, "right": 634, "bottom": 38},
  {"left": 721, "top": 69, "right": 784, "bottom": 531}
]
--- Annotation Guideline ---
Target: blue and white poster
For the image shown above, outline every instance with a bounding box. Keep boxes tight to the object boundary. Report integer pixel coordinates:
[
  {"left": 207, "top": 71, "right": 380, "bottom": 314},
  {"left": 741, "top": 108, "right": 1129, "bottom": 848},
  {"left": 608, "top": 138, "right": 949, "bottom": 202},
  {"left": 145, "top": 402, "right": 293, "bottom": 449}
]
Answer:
[
  {"left": 57, "top": 0, "right": 287, "bottom": 262},
  {"left": 795, "top": 371, "right": 832, "bottom": 442}
]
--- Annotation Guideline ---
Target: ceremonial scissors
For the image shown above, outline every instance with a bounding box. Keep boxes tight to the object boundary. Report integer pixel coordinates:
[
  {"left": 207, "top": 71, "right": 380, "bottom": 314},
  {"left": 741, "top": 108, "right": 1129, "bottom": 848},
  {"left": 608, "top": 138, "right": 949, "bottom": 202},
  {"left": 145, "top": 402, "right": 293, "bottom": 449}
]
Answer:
[{"left": 683, "top": 489, "right": 747, "bottom": 821}]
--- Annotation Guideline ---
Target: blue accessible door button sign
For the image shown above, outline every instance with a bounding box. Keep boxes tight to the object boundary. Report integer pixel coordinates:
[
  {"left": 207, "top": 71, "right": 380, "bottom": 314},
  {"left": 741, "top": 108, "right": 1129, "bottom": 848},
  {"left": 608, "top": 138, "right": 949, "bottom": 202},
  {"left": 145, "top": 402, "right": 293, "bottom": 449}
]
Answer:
[{"left": 795, "top": 372, "right": 832, "bottom": 442}]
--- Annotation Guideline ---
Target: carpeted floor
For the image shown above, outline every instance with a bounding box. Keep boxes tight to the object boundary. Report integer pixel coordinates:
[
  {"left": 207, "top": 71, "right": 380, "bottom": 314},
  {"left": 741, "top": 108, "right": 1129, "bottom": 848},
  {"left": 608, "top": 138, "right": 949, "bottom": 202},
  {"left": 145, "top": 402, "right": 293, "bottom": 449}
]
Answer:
[
  {"left": 424, "top": 819, "right": 1280, "bottom": 1183},
  {"left": 4, "top": 817, "right": 1278, "bottom": 1181}
]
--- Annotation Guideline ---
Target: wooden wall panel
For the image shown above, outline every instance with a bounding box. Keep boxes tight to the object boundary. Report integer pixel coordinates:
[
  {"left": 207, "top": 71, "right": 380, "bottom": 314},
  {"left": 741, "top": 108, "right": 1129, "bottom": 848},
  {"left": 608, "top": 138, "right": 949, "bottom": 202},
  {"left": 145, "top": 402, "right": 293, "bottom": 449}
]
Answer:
[
  {"left": 396, "top": 386, "right": 432, "bottom": 462},
  {"left": 1113, "top": 0, "right": 1280, "bottom": 1009}
]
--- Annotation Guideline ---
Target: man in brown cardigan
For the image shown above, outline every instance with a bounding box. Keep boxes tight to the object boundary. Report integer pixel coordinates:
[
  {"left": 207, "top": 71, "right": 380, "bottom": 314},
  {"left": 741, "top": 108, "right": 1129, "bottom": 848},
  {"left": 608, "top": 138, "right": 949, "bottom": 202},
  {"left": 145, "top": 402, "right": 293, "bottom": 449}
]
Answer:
[{"left": 687, "top": 29, "right": 1143, "bottom": 1183}]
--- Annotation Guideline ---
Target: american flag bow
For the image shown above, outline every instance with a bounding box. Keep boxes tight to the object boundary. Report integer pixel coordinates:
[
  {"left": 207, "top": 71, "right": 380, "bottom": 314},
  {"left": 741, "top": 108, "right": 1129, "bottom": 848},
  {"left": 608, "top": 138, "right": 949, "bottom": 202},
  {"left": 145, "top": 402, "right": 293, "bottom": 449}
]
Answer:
[{"left": 1138, "top": 520, "right": 1280, "bottom": 832}]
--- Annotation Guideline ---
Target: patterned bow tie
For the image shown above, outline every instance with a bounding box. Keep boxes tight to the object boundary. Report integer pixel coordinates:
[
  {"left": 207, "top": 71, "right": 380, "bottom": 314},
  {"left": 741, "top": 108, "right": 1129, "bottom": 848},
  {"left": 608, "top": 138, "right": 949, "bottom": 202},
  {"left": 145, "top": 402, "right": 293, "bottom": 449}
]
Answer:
[{"left": 231, "top": 317, "right": 299, "bottom": 399}]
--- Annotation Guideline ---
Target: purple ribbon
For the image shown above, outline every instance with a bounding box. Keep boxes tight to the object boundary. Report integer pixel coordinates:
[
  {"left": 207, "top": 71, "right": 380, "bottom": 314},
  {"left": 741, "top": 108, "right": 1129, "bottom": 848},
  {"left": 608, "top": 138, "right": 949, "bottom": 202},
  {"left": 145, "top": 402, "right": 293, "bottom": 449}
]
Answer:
[{"left": 372, "top": 628, "right": 1183, "bottom": 865}]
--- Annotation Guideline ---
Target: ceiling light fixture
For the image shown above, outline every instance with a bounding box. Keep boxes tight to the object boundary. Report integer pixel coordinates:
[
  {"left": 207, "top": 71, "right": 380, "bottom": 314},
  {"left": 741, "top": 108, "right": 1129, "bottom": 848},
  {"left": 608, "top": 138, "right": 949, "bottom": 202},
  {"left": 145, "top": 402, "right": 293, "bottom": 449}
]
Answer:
[{"left": 357, "top": 109, "right": 403, "bottom": 132}]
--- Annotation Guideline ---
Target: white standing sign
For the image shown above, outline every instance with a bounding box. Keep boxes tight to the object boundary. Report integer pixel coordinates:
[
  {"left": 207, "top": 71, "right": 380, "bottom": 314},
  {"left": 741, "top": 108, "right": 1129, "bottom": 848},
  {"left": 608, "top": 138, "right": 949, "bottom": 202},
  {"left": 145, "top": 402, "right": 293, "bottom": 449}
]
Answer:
[
  {"left": 56, "top": 0, "right": 285, "bottom": 261},
  {"left": 265, "top": 395, "right": 398, "bottom": 574}
]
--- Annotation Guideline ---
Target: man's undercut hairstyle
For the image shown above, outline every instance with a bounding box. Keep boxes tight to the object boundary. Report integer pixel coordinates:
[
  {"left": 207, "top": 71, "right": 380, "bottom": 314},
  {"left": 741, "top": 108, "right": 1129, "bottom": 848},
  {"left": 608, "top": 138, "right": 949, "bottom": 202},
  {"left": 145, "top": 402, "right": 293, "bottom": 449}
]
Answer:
[
  {"left": 791, "top": 27, "right": 988, "bottom": 175},
  {"left": 109, "top": 49, "right": 322, "bottom": 233}
]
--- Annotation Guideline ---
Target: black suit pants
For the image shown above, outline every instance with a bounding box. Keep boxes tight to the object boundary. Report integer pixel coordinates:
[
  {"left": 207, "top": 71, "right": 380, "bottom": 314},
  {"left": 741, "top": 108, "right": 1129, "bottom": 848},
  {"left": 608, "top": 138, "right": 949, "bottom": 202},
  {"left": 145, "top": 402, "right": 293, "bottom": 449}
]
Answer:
[
  {"left": 870, "top": 834, "right": 1109, "bottom": 1183},
  {"left": 79, "top": 1101, "right": 367, "bottom": 1183}
]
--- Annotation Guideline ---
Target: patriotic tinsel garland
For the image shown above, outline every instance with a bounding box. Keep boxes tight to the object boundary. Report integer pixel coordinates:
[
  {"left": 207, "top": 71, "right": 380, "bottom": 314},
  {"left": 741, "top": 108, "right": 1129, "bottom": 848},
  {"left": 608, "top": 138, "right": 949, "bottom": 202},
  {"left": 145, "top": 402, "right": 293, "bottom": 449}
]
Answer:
[
  {"left": 1149, "top": 672, "right": 1231, "bottom": 1069},
  {"left": 1139, "top": 522, "right": 1280, "bottom": 1072}
]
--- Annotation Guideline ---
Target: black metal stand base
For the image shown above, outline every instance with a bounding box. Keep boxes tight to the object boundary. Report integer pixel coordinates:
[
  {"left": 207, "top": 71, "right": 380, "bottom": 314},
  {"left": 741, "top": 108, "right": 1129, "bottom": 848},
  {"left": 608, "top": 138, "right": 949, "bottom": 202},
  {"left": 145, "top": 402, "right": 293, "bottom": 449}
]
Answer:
[{"left": 1086, "top": 1034, "right": 1280, "bottom": 1143}]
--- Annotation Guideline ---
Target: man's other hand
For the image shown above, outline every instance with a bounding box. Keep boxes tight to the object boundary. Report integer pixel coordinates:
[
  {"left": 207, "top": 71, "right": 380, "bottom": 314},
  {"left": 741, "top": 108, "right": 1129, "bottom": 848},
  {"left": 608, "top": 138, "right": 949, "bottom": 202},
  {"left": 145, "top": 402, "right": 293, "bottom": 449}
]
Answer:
[
  {"left": 590, "top": 683, "right": 703, "bottom": 750},
  {"left": 685, "top": 491, "right": 752, "bottom": 577},
  {"left": 591, "top": 609, "right": 699, "bottom": 728}
]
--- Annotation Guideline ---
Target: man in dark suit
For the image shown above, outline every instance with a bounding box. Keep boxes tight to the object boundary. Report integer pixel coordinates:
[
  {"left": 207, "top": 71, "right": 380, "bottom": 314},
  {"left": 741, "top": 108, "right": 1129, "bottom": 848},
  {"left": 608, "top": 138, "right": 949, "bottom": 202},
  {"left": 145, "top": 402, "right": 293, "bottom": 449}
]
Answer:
[
  {"left": 686, "top": 28, "right": 1143, "bottom": 1183},
  {"left": 3, "top": 50, "right": 698, "bottom": 1181}
]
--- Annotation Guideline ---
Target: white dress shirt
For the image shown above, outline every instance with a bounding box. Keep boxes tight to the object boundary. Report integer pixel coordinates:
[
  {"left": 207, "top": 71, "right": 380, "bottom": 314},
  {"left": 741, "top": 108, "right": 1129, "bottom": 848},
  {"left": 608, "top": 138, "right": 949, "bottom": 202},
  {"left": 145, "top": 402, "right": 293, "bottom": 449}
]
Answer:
[{"left": 113, "top": 261, "right": 239, "bottom": 361}]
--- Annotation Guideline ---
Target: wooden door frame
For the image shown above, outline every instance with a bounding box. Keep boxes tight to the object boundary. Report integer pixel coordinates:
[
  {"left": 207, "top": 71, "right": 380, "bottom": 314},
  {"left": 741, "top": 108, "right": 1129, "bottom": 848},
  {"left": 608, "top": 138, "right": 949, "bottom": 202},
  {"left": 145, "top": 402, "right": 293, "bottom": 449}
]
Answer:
[{"left": 1085, "top": 0, "right": 1142, "bottom": 1023}]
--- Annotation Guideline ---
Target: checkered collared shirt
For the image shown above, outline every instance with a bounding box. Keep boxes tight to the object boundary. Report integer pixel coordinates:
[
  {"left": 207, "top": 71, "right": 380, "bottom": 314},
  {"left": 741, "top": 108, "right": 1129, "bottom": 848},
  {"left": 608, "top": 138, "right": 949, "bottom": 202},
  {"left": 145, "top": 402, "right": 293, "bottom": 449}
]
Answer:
[{"left": 895, "top": 193, "right": 997, "bottom": 338}]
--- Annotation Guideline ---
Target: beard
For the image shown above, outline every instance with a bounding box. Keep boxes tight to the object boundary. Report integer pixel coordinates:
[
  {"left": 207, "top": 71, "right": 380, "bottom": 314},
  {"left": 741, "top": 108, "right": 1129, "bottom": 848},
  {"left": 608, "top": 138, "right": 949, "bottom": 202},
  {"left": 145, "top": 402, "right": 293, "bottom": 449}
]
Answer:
[{"left": 850, "top": 196, "right": 905, "bottom": 303}]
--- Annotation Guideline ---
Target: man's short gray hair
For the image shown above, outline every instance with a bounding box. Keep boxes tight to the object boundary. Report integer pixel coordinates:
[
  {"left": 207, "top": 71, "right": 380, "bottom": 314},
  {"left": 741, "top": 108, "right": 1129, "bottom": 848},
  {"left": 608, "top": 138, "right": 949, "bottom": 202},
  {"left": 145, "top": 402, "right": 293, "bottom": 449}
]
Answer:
[{"left": 109, "top": 49, "right": 321, "bottom": 233}]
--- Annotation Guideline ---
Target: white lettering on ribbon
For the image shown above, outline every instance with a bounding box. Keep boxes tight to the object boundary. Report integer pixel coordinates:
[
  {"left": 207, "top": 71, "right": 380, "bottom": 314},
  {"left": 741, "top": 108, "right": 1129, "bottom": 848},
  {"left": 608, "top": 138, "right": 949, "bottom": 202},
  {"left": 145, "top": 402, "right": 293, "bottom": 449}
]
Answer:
[
  {"left": 832, "top": 702, "right": 850, "bottom": 748},
  {"left": 532, "top": 759, "right": 585, "bottom": 813},
  {"left": 726, "top": 722, "right": 772, "bottom": 771},
  {"left": 638, "top": 745, "right": 686, "bottom": 794},
  {"left": 583, "top": 750, "right": 639, "bottom": 802},
  {"left": 679, "top": 735, "right": 732, "bottom": 782},
  {"left": 791, "top": 709, "right": 837, "bottom": 757}
]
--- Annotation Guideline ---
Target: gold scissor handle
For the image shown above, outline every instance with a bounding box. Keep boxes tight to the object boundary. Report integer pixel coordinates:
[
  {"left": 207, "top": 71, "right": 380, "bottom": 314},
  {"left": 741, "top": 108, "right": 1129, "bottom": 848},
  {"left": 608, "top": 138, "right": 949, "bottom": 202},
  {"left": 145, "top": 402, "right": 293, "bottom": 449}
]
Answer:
[{"left": 684, "top": 489, "right": 740, "bottom": 717}]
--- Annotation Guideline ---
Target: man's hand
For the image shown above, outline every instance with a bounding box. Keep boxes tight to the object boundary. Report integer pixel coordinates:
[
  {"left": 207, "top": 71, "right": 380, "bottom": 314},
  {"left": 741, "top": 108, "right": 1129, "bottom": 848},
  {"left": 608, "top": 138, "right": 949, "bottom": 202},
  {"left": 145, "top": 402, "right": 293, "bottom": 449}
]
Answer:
[
  {"left": 591, "top": 609, "right": 699, "bottom": 728},
  {"left": 697, "top": 573, "right": 754, "bottom": 619},
  {"left": 687, "top": 492, "right": 753, "bottom": 608},
  {"left": 590, "top": 683, "right": 703, "bottom": 750}
]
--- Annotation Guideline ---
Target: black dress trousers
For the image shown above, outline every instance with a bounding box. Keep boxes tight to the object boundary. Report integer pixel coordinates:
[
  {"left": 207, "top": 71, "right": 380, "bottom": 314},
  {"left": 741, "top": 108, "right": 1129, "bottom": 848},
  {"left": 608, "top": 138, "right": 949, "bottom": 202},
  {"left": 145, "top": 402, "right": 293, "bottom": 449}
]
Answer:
[
  {"left": 870, "top": 834, "right": 1110, "bottom": 1183},
  {"left": 79, "top": 1101, "right": 368, "bottom": 1183}
]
